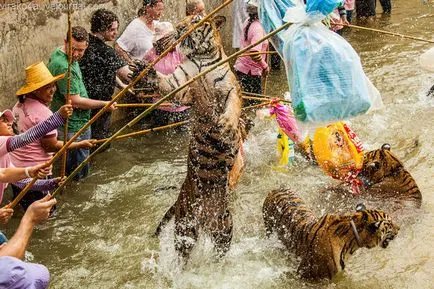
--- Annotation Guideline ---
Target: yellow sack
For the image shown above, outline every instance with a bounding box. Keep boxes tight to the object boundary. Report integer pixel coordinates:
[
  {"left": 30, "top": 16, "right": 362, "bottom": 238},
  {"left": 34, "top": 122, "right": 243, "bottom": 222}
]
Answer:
[{"left": 312, "top": 122, "right": 364, "bottom": 181}]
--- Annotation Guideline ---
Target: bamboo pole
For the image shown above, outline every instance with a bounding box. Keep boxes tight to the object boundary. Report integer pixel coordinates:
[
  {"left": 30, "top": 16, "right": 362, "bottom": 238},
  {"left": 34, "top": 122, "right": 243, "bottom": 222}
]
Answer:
[
  {"left": 116, "top": 103, "right": 174, "bottom": 108},
  {"left": 120, "top": 96, "right": 278, "bottom": 107},
  {"left": 93, "top": 120, "right": 190, "bottom": 145},
  {"left": 242, "top": 91, "right": 276, "bottom": 99},
  {"left": 242, "top": 95, "right": 274, "bottom": 102},
  {"left": 240, "top": 51, "right": 278, "bottom": 57},
  {"left": 340, "top": 23, "right": 434, "bottom": 44},
  {"left": 7, "top": 0, "right": 236, "bottom": 208},
  {"left": 242, "top": 101, "right": 272, "bottom": 110},
  {"left": 61, "top": 0, "right": 73, "bottom": 177},
  {"left": 262, "top": 47, "right": 271, "bottom": 95},
  {"left": 50, "top": 20, "right": 294, "bottom": 197}
]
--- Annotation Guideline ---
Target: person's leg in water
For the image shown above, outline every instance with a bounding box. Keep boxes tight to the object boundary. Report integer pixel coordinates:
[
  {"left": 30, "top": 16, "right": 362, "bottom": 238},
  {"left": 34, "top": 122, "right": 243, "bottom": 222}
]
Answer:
[
  {"left": 379, "top": 0, "right": 391, "bottom": 14},
  {"left": 65, "top": 128, "right": 91, "bottom": 181}
]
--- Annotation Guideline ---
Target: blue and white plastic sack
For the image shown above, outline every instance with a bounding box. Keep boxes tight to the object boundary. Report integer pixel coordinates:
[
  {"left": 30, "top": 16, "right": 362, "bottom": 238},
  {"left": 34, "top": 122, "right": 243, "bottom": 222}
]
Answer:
[
  {"left": 280, "top": 1, "right": 382, "bottom": 123},
  {"left": 259, "top": 0, "right": 296, "bottom": 55}
]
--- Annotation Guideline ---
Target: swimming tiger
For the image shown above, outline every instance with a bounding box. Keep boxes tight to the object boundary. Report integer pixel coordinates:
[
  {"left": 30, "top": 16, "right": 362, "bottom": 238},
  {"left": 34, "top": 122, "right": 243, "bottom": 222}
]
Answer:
[
  {"left": 262, "top": 189, "right": 399, "bottom": 280},
  {"left": 356, "top": 143, "right": 422, "bottom": 208},
  {"left": 145, "top": 15, "right": 245, "bottom": 260}
]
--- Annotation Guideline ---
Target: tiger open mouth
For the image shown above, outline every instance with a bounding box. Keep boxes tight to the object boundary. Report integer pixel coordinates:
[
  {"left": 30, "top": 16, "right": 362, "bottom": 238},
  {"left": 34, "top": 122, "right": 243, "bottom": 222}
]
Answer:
[{"left": 381, "top": 234, "right": 396, "bottom": 248}]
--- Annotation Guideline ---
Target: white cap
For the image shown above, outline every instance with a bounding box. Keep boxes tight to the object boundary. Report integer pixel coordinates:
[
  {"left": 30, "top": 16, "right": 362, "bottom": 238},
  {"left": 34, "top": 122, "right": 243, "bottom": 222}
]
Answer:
[
  {"left": 245, "top": 0, "right": 258, "bottom": 7},
  {"left": 153, "top": 22, "right": 175, "bottom": 43},
  {"left": 0, "top": 110, "right": 14, "bottom": 122}
]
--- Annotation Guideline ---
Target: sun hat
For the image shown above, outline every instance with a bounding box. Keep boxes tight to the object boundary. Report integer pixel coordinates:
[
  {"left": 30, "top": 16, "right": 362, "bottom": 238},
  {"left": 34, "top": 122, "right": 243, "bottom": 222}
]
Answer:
[
  {"left": 153, "top": 21, "right": 175, "bottom": 43},
  {"left": 0, "top": 110, "right": 14, "bottom": 123},
  {"left": 0, "top": 256, "right": 50, "bottom": 289},
  {"left": 16, "top": 62, "right": 65, "bottom": 96}
]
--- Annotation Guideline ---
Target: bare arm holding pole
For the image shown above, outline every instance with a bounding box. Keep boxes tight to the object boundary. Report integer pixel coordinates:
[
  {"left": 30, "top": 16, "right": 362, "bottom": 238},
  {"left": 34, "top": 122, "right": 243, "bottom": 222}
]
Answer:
[{"left": 11, "top": 0, "right": 237, "bottom": 204}]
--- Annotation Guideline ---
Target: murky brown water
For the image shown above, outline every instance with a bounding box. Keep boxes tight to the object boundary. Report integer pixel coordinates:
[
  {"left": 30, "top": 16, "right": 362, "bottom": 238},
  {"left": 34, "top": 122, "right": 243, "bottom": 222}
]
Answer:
[{"left": 5, "top": 0, "right": 434, "bottom": 288}]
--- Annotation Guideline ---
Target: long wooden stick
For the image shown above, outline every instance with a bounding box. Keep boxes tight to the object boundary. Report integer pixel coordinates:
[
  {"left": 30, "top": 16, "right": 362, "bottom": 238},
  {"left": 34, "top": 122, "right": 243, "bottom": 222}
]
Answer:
[
  {"left": 262, "top": 46, "right": 271, "bottom": 95},
  {"left": 242, "top": 95, "right": 274, "bottom": 102},
  {"left": 50, "top": 20, "right": 294, "bottom": 197},
  {"left": 242, "top": 101, "right": 272, "bottom": 110},
  {"left": 93, "top": 120, "right": 190, "bottom": 145},
  {"left": 341, "top": 23, "right": 434, "bottom": 44},
  {"left": 240, "top": 51, "right": 278, "bottom": 57},
  {"left": 116, "top": 103, "right": 174, "bottom": 108},
  {"left": 8, "top": 0, "right": 235, "bottom": 208},
  {"left": 119, "top": 96, "right": 278, "bottom": 107},
  {"left": 61, "top": 0, "right": 73, "bottom": 177}
]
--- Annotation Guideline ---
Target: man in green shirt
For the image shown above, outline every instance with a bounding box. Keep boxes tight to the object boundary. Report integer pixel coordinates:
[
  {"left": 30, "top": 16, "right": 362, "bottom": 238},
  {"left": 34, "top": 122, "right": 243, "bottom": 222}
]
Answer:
[{"left": 48, "top": 26, "right": 117, "bottom": 180}]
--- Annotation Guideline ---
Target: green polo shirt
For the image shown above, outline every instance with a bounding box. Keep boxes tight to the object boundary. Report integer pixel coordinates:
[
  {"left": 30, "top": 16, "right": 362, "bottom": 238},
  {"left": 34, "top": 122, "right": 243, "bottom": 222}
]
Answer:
[{"left": 48, "top": 47, "right": 90, "bottom": 133}]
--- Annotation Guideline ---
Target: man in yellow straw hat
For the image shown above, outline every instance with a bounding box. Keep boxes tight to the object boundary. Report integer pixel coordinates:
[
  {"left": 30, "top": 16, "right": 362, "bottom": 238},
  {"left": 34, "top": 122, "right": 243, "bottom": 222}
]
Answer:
[
  {"left": 12, "top": 61, "right": 94, "bottom": 210},
  {"left": 47, "top": 26, "right": 116, "bottom": 181}
]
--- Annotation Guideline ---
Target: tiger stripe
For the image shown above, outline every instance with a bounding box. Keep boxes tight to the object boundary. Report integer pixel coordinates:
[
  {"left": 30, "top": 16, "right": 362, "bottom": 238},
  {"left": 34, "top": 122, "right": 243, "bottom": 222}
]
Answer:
[
  {"left": 263, "top": 189, "right": 399, "bottom": 280},
  {"left": 151, "top": 15, "right": 245, "bottom": 259},
  {"left": 358, "top": 144, "right": 422, "bottom": 209}
]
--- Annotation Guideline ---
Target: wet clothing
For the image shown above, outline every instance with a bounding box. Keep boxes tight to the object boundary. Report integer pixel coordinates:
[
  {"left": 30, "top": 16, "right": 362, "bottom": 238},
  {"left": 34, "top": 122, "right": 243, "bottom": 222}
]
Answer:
[
  {"left": 57, "top": 127, "right": 91, "bottom": 181},
  {"left": 234, "top": 20, "right": 269, "bottom": 76},
  {"left": 0, "top": 112, "right": 64, "bottom": 203},
  {"left": 80, "top": 34, "right": 127, "bottom": 140},
  {"left": 48, "top": 47, "right": 90, "bottom": 133},
  {"left": 11, "top": 98, "right": 56, "bottom": 170},
  {"left": 48, "top": 47, "right": 91, "bottom": 180},
  {"left": 116, "top": 18, "right": 156, "bottom": 60},
  {"left": 0, "top": 256, "right": 50, "bottom": 289},
  {"left": 234, "top": 18, "right": 268, "bottom": 100}
]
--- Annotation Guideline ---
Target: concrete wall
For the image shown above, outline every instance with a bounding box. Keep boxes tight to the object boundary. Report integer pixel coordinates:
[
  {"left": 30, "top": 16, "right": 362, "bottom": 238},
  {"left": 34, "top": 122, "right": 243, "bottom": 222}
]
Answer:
[{"left": 0, "top": 0, "right": 235, "bottom": 109}]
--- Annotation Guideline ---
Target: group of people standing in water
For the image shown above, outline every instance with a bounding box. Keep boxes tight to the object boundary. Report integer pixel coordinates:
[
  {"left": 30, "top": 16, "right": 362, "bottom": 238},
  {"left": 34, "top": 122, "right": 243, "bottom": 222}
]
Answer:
[{"left": 0, "top": 0, "right": 397, "bottom": 287}]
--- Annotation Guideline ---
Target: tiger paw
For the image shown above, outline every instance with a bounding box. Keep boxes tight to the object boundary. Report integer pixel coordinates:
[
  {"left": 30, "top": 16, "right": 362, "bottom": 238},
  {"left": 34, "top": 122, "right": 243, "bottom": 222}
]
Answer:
[{"left": 218, "top": 114, "right": 238, "bottom": 138}]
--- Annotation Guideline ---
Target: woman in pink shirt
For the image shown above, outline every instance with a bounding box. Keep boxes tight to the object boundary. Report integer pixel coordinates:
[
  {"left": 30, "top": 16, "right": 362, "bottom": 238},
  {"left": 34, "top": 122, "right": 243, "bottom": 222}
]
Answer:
[
  {"left": 11, "top": 62, "right": 93, "bottom": 210},
  {"left": 234, "top": 0, "right": 269, "bottom": 104},
  {"left": 143, "top": 22, "right": 190, "bottom": 125}
]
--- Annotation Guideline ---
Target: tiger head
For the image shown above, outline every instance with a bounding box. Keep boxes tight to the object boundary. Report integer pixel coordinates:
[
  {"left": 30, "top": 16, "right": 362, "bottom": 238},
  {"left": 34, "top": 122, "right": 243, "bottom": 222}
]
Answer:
[
  {"left": 358, "top": 143, "right": 404, "bottom": 187},
  {"left": 351, "top": 203, "right": 399, "bottom": 249},
  {"left": 175, "top": 15, "right": 226, "bottom": 58}
]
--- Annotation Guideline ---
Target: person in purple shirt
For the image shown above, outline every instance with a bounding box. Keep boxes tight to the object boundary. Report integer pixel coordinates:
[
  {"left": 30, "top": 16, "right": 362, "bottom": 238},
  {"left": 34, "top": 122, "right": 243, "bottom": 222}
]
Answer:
[{"left": 0, "top": 194, "right": 56, "bottom": 289}]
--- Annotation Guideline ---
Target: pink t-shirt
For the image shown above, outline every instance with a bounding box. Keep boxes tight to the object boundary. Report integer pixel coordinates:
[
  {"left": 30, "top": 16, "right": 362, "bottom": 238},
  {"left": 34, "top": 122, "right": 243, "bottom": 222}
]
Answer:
[
  {"left": 11, "top": 98, "right": 56, "bottom": 168},
  {"left": 0, "top": 136, "right": 12, "bottom": 203},
  {"left": 144, "top": 48, "right": 190, "bottom": 113},
  {"left": 234, "top": 20, "right": 269, "bottom": 76},
  {"left": 144, "top": 48, "right": 184, "bottom": 75}
]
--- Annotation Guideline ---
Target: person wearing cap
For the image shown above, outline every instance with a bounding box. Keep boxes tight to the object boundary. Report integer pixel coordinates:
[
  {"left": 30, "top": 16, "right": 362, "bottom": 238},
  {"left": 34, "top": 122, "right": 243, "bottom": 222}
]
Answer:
[
  {"left": 186, "top": 0, "right": 207, "bottom": 17},
  {"left": 80, "top": 8, "right": 131, "bottom": 144},
  {"left": 0, "top": 193, "right": 57, "bottom": 289},
  {"left": 115, "top": 0, "right": 165, "bottom": 63},
  {"left": 47, "top": 26, "right": 116, "bottom": 181},
  {"left": 234, "top": 0, "right": 269, "bottom": 104},
  {"left": 10, "top": 62, "right": 94, "bottom": 211},
  {"left": 143, "top": 21, "right": 190, "bottom": 125}
]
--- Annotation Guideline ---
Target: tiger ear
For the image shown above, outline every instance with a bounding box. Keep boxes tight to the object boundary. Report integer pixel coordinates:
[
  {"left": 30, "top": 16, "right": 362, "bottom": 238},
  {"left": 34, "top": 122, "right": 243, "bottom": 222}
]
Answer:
[
  {"left": 381, "top": 143, "right": 391, "bottom": 150},
  {"left": 213, "top": 15, "right": 227, "bottom": 30},
  {"left": 368, "top": 221, "right": 381, "bottom": 233},
  {"left": 355, "top": 203, "right": 366, "bottom": 212}
]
